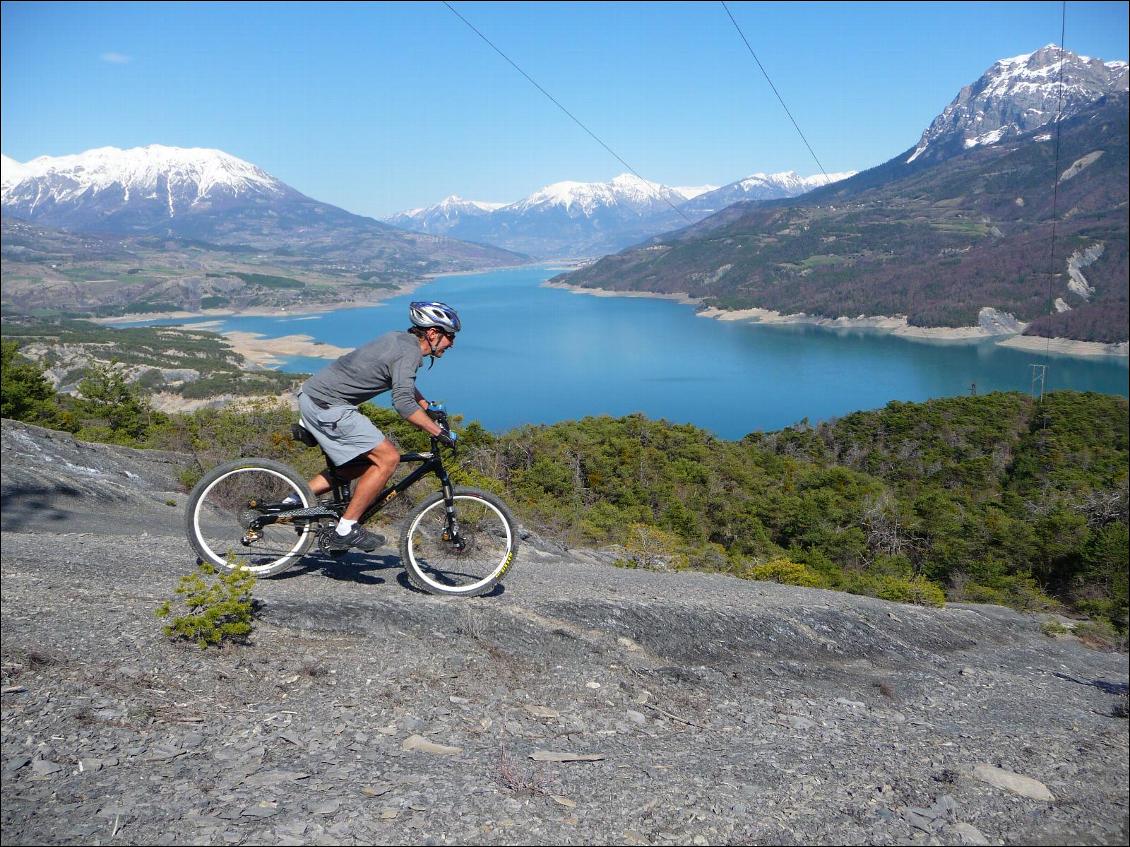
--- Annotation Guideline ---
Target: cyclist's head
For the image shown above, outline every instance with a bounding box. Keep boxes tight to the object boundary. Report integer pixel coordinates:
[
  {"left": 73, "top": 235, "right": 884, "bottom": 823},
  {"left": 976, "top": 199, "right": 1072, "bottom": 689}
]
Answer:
[{"left": 409, "top": 301, "right": 461, "bottom": 335}]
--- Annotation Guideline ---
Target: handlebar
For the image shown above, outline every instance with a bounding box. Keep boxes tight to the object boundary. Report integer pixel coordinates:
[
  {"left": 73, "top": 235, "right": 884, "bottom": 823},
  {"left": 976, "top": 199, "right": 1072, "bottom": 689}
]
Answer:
[
  {"left": 426, "top": 405, "right": 450, "bottom": 429},
  {"left": 426, "top": 404, "right": 456, "bottom": 456}
]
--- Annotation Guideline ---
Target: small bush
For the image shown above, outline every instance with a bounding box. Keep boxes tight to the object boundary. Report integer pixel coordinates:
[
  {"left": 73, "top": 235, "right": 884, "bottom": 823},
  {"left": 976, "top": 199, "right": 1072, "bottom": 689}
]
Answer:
[
  {"left": 897, "top": 575, "right": 947, "bottom": 608},
  {"left": 156, "top": 560, "right": 257, "bottom": 648},
  {"left": 841, "top": 572, "right": 947, "bottom": 607},
  {"left": 746, "top": 557, "right": 825, "bottom": 588},
  {"left": 1001, "top": 574, "right": 1060, "bottom": 612},
  {"left": 179, "top": 466, "right": 203, "bottom": 492},
  {"left": 1041, "top": 619, "right": 1070, "bottom": 637},
  {"left": 613, "top": 524, "right": 689, "bottom": 572},
  {"left": 1073, "top": 619, "right": 1126, "bottom": 652},
  {"left": 953, "top": 581, "right": 1009, "bottom": 605}
]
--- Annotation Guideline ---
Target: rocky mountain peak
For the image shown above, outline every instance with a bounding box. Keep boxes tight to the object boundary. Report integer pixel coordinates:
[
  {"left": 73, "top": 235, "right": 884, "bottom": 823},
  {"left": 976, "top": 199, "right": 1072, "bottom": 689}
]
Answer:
[
  {"left": 906, "top": 45, "right": 1128, "bottom": 164},
  {"left": 1, "top": 145, "right": 289, "bottom": 216}
]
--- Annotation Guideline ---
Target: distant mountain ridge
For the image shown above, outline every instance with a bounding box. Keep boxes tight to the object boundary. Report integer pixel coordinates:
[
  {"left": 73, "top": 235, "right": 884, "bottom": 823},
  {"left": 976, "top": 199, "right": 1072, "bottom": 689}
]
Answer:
[
  {"left": 1, "top": 145, "right": 287, "bottom": 215},
  {"left": 680, "top": 171, "right": 856, "bottom": 217},
  {"left": 554, "top": 47, "right": 1129, "bottom": 345},
  {"left": 385, "top": 171, "right": 852, "bottom": 258},
  {"left": 0, "top": 145, "right": 526, "bottom": 274}
]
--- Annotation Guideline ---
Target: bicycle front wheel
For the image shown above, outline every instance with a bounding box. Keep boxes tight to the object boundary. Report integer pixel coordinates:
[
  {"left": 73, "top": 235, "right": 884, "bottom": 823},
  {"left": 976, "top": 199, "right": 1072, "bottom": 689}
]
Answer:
[
  {"left": 399, "top": 487, "right": 519, "bottom": 597},
  {"left": 185, "top": 458, "right": 316, "bottom": 577}
]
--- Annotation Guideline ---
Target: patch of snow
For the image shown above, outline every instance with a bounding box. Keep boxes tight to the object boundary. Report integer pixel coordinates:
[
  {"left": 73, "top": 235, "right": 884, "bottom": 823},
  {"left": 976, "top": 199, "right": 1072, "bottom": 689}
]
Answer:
[
  {"left": 906, "top": 143, "right": 928, "bottom": 164},
  {"left": 963, "top": 127, "right": 1008, "bottom": 149}
]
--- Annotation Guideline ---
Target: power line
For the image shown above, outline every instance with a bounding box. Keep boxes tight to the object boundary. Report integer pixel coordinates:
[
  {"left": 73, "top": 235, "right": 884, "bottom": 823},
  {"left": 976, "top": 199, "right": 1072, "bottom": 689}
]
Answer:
[
  {"left": 720, "top": 1, "right": 832, "bottom": 185},
  {"left": 441, "top": 1, "right": 693, "bottom": 223},
  {"left": 1042, "top": 3, "right": 1069, "bottom": 366}
]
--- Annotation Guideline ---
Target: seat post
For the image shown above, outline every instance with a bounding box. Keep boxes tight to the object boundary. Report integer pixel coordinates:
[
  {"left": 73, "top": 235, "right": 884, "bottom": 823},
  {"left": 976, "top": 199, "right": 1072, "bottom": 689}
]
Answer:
[
  {"left": 324, "top": 454, "right": 351, "bottom": 503},
  {"left": 293, "top": 421, "right": 351, "bottom": 504}
]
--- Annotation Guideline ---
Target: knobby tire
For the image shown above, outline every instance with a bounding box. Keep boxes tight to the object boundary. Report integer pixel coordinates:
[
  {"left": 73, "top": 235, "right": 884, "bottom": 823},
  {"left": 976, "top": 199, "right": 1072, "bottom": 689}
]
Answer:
[
  {"left": 185, "top": 458, "right": 316, "bottom": 577},
  {"left": 399, "top": 486, "right": 518, "bottom": 597}
]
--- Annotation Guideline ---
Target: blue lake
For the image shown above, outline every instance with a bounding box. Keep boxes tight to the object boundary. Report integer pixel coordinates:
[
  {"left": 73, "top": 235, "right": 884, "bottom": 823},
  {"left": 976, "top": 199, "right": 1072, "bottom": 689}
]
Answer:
[{"left": 133, "top": 265, "right": 1128, "bottom": 439}]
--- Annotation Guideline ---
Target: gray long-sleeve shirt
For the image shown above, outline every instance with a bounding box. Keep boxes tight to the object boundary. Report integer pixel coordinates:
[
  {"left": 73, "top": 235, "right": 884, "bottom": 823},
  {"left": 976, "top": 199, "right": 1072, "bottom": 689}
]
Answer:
[{"left": 300, "top": 331, "right": 423, "bottom": 419}]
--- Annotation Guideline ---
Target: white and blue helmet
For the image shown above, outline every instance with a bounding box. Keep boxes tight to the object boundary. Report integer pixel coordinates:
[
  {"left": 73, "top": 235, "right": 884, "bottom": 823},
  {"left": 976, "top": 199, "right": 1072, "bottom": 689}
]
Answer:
[{"left": 409, "top": 301, "right": 461, "bottom": 334}]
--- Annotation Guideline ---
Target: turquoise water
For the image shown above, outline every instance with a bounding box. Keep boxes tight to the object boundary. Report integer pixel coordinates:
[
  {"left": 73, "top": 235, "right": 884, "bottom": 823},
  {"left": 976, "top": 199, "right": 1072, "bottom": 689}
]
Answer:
[{"left": 133, "top": 265, "right": 1128, "bottom": 439}]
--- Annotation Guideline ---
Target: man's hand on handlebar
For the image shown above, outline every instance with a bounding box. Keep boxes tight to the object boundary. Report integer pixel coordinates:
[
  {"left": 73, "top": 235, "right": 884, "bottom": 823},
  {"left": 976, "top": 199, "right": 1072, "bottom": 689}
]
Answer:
[{"left": 435, "top": 428, "right": 458, "bottom": 449}]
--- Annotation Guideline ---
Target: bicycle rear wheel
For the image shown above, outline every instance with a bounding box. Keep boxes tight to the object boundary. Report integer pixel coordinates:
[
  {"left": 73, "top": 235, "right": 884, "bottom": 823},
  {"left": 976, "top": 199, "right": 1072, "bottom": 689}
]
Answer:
[
  {"left": 399, "top": 487, "right": 519, "bottom": 597},
  {"left": 185, "top": 458, "right": 316, "bottom": 577}
]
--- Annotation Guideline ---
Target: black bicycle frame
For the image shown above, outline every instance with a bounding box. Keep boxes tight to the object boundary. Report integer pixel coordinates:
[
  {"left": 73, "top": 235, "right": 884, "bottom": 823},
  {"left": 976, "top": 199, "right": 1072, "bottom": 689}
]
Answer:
[
  {"left": 334, "top": 448, "right": 455, "bottom": 527},
  {"left": 248, "top": 438, "right": 459, "bottom": 539}
]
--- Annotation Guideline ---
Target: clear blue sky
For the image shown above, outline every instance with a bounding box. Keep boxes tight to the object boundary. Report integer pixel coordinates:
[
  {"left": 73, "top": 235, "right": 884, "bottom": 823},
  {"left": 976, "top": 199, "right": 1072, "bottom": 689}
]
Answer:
[{"left": 2, "top": 1, "right": 1127, "bottom": 218}]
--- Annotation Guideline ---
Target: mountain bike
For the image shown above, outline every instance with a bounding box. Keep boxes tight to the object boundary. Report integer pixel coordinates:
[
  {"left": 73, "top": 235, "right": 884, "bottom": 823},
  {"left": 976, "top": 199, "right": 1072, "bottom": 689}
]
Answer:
[{"left": 184, "top": 406, "right": 518, "bottom": 597}]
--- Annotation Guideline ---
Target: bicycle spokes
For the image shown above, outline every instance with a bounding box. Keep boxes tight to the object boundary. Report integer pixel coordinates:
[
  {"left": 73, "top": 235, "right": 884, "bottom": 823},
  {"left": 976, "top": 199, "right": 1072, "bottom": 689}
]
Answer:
[{"left": 402, "top": 492, "right": 516, "bottom": 595}]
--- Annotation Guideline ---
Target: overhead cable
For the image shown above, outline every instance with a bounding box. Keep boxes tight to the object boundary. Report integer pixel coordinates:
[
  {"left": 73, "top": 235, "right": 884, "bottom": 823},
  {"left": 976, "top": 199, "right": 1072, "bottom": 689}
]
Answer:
[
  {"left": 1042, "top": 2, "right": 1069, "bottom": 366},
  {"left": 720, "top": 1, "right": 832, "bottom": 185},
  {"left": 441, "top": 1, "right": 692, "bottom": 222}
]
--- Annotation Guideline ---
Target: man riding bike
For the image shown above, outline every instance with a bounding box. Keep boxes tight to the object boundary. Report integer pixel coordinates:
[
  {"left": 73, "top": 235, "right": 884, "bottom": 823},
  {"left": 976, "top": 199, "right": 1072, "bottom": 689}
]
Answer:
[{"left": 294, "top": 301, "right": 461, "bottom": 552}]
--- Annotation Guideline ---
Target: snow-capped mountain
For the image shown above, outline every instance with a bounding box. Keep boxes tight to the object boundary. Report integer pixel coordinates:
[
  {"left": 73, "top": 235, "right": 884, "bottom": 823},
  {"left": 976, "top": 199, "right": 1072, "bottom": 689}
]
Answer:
[
  {"left": 0, "top": 145, "right": 525, "bottom": 269},
  {"left": 385, "top": 195, "right": 506, "bottom": 236},
  {"left": 680, "top": 170, "right": 856, "bottom": 217},
  {"left": 906, "top": 45, "right": 1128, "bottom": 164},
  {"left": 1, "top": 145, "right": 292, "bottom": 228},
  {"left": 507, "top": 174, "right": 689, "bottom": 217},
  {"left": 383, "top": 172, "right": 831, "bottom": 259}
]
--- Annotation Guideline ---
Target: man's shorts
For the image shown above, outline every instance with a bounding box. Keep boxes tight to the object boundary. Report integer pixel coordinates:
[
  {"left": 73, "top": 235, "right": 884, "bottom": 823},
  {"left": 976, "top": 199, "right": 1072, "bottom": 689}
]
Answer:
[{"left": 297, "top": 393, "right": 385, "bottom": 467}]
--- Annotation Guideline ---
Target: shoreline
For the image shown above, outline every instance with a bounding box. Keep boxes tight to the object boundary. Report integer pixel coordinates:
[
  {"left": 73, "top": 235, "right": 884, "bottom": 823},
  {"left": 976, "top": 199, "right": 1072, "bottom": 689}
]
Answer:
[
  {"left": 88, "top": 289, "right": 410, "bottom": 327},
  {"left": 218, "top": 330, "right": 352, "bottom": 368},
  {"left": 90, "top": 260, "right": 554, "bottom": 327},
  {"left": 88, "top": 263, "right": 547, "bottom": 368},
  {"left": 545, "top": 281, "right": 1129, "bottom": 360}
]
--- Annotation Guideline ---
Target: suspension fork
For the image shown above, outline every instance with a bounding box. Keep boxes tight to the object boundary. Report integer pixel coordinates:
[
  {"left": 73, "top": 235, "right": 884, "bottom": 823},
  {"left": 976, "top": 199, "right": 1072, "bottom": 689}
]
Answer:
[{"left": 438, "top": 470, "right": 466, "bottom": 551}]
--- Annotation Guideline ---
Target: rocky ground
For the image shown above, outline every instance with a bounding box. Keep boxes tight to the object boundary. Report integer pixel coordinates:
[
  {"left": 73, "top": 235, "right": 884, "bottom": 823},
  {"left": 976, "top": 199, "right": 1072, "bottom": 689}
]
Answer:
[{"left": 2, "top": 419, "right": 1128, "bottom": 846}]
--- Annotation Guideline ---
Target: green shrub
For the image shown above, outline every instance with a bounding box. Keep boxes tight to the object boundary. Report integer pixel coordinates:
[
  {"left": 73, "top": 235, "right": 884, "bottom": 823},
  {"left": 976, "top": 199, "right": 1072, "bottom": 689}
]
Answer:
[
  {"left": 613, "top": 524, "right": 689, "bottom": 572},
  {"left": 957, "top": 582, "right": 1009, "bottom": 605},
  {"left": 0, "top": 340, "right": 62, "bottom": 427},
  {"left": 156, "top": 560, "right": 257, "bottom": 648},
  {"left": 842, "top": 572, "right": 947, "bottom": 607},
  {"left": 746, "top": 557, "right": 825, "bottom": 587},
  {"left": 1072, "top": 618, "right": 1126, "bottom": 651},
  {"left": 1041, "top": 619, "right": 1070, "bottom": 637},
  {"left": 901, "top": 576, "right": 947, "bottom": 607},
  {"left": 1000, "top": 573, "right": 1060, "bottom": 612}
]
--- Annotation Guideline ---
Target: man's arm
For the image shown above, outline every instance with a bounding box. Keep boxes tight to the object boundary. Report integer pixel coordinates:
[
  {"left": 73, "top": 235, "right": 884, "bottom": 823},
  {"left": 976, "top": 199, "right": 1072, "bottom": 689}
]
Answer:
[{"left": 405, "top": 407, "right": 444, "bottom": 437}]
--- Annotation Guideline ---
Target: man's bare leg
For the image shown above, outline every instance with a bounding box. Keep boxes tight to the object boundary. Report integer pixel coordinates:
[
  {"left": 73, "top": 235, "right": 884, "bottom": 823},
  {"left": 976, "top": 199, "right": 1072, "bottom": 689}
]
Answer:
[
  {"left": 306, "top": 439, "right": 400, "bottom": 501},
  {"left": 342, "top": 440, "right": 400, "bottom": 522}
]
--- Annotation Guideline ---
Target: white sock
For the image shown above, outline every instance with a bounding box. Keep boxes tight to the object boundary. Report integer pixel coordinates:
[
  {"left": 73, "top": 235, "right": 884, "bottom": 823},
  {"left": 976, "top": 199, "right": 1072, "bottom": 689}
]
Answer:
[{"left": 336, "top": 518, "right": 357, "bottom": 536}]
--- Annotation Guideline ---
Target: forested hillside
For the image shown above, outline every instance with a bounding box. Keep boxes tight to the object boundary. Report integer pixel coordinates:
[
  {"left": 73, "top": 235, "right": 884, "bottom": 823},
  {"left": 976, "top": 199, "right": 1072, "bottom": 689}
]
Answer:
[
  {"left": 2, "top": 338, "right": 1126, "bottom": 632},
  {"left": 557, "top": 95, "right": 1129, "bottom": 343}
]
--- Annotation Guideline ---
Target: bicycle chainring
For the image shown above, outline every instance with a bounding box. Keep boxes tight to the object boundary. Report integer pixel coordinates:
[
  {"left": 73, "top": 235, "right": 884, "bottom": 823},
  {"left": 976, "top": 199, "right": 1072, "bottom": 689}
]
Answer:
[
  {"left": 316, "top": 526, "right": 348, "bottom": 558},
  {"left": 238, "top": 507, "right": 261, "bottom": 530}
]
